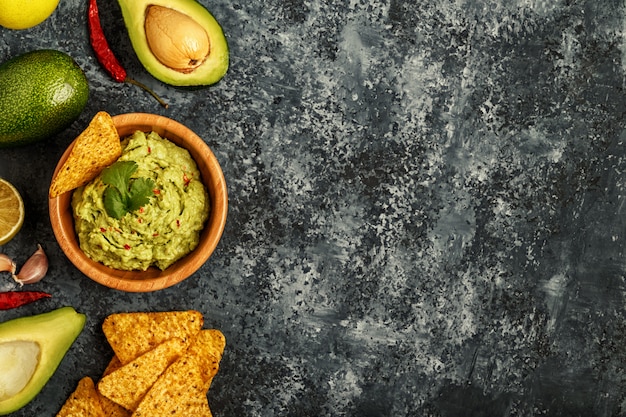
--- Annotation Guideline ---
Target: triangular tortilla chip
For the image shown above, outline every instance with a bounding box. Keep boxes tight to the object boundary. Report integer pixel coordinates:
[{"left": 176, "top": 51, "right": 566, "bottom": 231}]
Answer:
[
  {"left": 99, "top": 393, "right": 131, "bottom": 417},
  {"left": 102, "top": 355, "right": 123, "bottom": 377},
  {"left": 99, "top": 356, "right": 131, "bottom": 417},
  {"left": 98, "top": 338, "right": 188, "bottom": 411},
  {"left": 102, "top": 310, "right": 204, "bottom": 364},
  {"left": 56, "top": 376, "right": 105, "bottom": 417},
  {"left": 133, "top": 386, "right": 213, "bottom": 417},
  {"left": 49, "top": 111, "right": 121, "bottom": 198},
  {"left": 130, "top": 330, "right": 225, "bottom": 417},
  {"left": 189, "top": 329, "right": 226, "bottom": 365}
]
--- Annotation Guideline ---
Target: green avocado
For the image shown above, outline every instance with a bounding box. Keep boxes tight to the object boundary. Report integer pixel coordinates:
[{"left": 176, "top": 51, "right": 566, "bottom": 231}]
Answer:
[
  {"left": 117, "top": 0, "right": 229, "bottom": 87},
  {"left": 0, "top": 306, "right": 86, "bottom": 415},
  {"left": 0, "top": 50, "right": 89, "bottom": 148}
]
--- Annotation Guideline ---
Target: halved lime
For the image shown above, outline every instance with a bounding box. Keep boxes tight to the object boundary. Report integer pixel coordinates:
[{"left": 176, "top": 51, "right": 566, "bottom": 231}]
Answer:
[{"left": 0, "top": 178, "right": 25, "bottom": 245}]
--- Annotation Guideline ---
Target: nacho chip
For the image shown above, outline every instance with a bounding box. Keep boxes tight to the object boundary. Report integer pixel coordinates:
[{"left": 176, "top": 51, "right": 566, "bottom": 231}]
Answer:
[
  {"left": 99, "top": 356, "right": 131, "bottom": 417},
  {"left": 133, "top": 386, "right": 213, "bottom": 417},
  {"left": 188, "top": 329, "right": 226, "bottom": 364},
  {"left": 102, "top": 310, "right": 204, "bottom": 364},
  {"left": 98, "top": 338, "right": 188, "bottom": 411},
  {"left": 49, "top": 111, "right": 121, "bottom": 198},
  {"left": 102, "top": 355, "right": 123, "bottom": 377},
  {"left": 99, "top": 394, "right": 131, "bottom": 417},
  {"left": 130, "top": 330, "right": 225, "bottom": 417},
  {"left": 56, "top": 376, "right": 105, "bottom": 417}
]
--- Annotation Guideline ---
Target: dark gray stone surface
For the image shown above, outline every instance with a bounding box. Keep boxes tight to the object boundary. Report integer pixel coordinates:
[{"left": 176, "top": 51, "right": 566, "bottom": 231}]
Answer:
[{"left": 1, "top": 0, "right": 625, "bottom": 416}]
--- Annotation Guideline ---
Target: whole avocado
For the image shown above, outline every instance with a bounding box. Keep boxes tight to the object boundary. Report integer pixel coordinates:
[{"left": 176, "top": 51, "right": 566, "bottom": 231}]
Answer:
[{"left": 0, "top": 49, "right": 89, "bottom": 147}]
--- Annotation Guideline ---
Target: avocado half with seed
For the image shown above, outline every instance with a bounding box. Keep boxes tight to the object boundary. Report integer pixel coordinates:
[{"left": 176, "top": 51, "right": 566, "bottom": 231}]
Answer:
[
  {"left": 0, "top": 307, "right": 86, "bottom": 415},
  {"left": 117, "top": 0, "right": 229, "bottom": 87}
]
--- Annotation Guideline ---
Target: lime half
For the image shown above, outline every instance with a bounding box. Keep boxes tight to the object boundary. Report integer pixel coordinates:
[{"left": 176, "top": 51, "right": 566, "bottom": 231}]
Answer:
[{"left": 0, "top": 178, "right": 25, "bottom": 245}]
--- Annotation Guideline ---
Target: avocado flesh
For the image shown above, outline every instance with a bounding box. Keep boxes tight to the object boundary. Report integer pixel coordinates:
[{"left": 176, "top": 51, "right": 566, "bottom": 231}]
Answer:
[
  {"left": 117, "top": 0, "right": 229, "bottom": 87},
  {"left": 0, "top": 307, "right": 86, "bottom": 416}
]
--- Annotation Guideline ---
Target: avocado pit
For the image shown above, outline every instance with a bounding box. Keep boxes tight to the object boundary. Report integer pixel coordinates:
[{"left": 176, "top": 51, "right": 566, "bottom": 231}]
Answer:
[
  {"left": 0, "top": 341, "right": 39, "bottom": 401},
  {"left": 144, "top": 5, "right": 210, "bottom": 74}
]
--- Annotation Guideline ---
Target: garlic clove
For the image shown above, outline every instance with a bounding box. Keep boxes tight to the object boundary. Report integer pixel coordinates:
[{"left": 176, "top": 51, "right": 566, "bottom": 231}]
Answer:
[
  {"left": 13, "top": 244, "right": 48, "bottom": 286},
  {"left": 144, "top": 5, "right": 210, "bottom": 73},
  {"left": 0, "top": 253, "right": 16, "bottom": 274}
]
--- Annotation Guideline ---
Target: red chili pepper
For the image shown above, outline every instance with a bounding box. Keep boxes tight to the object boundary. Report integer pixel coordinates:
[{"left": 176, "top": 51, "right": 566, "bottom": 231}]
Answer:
[
  {"left": 0, "top": 291, "right": 51, "bottom": 310},
  {"left": 87, "top": 0, "right": 168, "bottom": 108}
]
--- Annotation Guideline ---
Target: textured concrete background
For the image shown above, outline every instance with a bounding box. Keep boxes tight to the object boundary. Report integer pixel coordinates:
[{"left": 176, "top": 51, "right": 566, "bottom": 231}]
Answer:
[{"left": 1, "top": 0, "right": 626, "bottom": 416}]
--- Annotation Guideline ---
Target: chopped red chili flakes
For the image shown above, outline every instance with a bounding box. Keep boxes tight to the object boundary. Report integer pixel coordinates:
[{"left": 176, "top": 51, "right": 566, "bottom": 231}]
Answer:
[
  {"left": 100, "top": 227, "right": 107, "bottom": 233},
  {"left": 124, "top": 244, "right": 131, "bottom": 250},
  {"left": 183, "top": 173, "right": 191, "bottom": 186},
  {"left": 153, "top": 189, "right": 161, "bottom": 195},
  {"left": 176, "top": 219, "right": 181, "bottom": 228}
]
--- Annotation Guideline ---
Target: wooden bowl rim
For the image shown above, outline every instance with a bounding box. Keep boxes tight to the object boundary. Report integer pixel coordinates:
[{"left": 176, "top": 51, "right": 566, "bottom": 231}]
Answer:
[{"left": 48, "top": 113, "right": 228, "bottom": 292}]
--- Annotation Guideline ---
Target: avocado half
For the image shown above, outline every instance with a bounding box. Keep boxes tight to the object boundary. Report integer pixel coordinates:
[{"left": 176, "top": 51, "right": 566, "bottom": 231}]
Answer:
[
  {"left": 117, "top": 0, "right": 229, "bottom": 87},
  {"left": 0, "top": 307, "right": 86, "bottom": 415}
]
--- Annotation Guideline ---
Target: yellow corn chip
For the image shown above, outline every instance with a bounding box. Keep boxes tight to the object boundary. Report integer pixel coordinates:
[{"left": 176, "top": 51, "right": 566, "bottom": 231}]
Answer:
[
  {"left": 56, "top": 376, "right": 105, "bottom": 417},
  {"left": 130, "top": 330, "right": 225, "bottom": 417},
  {"left": 49, "top": 111, "right": 121, "bottom": 198},
  {"left": 99, "top": 356, "right": 131, "bottom": 417},
  {"left": 102, "top": 355, "right": 123, "bottom": 377},
  {"left": 98, "top": 338, "right": 188, "bottom": 411},
  {"left": 189, "top": 329, "right": 226, "bottom": 365},
  {"left": 102, "top": 310, "right": 204, "bottom": 364},
  {"left": 133, "top": 386, "right": 213, "bottom": 417},
  {"left": 99, "top": 395, "right": 131, "bottom": 417}
]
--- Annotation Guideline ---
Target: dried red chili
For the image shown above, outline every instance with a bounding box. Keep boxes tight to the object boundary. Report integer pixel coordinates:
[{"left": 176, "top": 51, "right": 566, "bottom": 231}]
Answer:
[
  {"left": 88, "top": 0, "right": 168, "bottom": 108},
  {"left": 0, "top": 291, "right": 51, "bottom": 310}
]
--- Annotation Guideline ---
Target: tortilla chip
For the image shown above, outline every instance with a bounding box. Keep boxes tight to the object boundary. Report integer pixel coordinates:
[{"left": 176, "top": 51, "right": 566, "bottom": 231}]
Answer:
[
  {"left": 102, "top": 355, "right": 123, "bottom": 377},
  {"left": 49, "top": 111, "right": 121, "bottom": 198},
  {"left": 99, "top": 395, "right": 131, "bottom": 417},
  {"left": 132, "top": 386, "right": 213, "bottom": 417},
  {"left": 98, "top": 338, "right": 188, "bottom": 411},
  {"left": 130, "top": 330, "right": 225, "bottom": 417},
  {"left": 102, "top": 310, "right": 204, "bottom": 364},
  {"left": 56, "top": 376, "right": 105, "bottom": 417},
  {"left": 98, "top": 356, "right": 131, "bottom": 417},
  {"left": 188, "top": 329, "right": 226, "bottom": 364}
]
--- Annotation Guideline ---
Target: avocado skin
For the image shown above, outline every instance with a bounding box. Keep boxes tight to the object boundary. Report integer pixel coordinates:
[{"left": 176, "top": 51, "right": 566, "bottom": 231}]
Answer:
[
  {"left": 0, "top": 50, "right": 89, "bottom": 148},
  {"left": 117, "top": 0, "right": 229, "bottom": 87},
  {"left": 0, "top": 306, "right": 86, "bottom": 415}
]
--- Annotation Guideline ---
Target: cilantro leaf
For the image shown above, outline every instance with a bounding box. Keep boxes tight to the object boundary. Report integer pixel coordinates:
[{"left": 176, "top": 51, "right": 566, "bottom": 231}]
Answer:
[
  {"left": 103, "top": 186, "right": 127, "bottom": 220},
  {"left": 128, "top": 177, "right": 156, "bottom": 212},
  {"left": 101, "top": 161, "right": 156, "bottom": 219},
  {"left": 102, "top": 161, "right": 136, "bottom": 193}
]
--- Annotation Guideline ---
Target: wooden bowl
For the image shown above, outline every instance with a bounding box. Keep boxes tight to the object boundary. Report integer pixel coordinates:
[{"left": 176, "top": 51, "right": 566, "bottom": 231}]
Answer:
[{"left": 49, "top": 113, "right": 228, "bottom": 292}]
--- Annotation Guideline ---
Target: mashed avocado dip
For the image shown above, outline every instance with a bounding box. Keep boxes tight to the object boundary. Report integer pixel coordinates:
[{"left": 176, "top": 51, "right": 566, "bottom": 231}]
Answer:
[{"left": 72, "top": 131, "right": 209, "bottom": 271}]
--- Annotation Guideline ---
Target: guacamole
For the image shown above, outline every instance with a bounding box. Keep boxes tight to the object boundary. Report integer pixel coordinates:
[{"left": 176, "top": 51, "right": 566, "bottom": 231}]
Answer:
[{"left": 71, "top": 131, "right": 210, "bottom": 271}]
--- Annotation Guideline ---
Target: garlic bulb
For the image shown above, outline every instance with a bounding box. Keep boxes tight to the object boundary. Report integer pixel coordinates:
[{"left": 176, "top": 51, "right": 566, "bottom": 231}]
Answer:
[
  {"left": 0, "top": 253, "right": 16, "bottom": 274},
  {"left": 144, "top": 5, "right": 210, "bottom": 73},
  {"left": 13, "top": 244, "right": 48, "bottom": 285}
]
